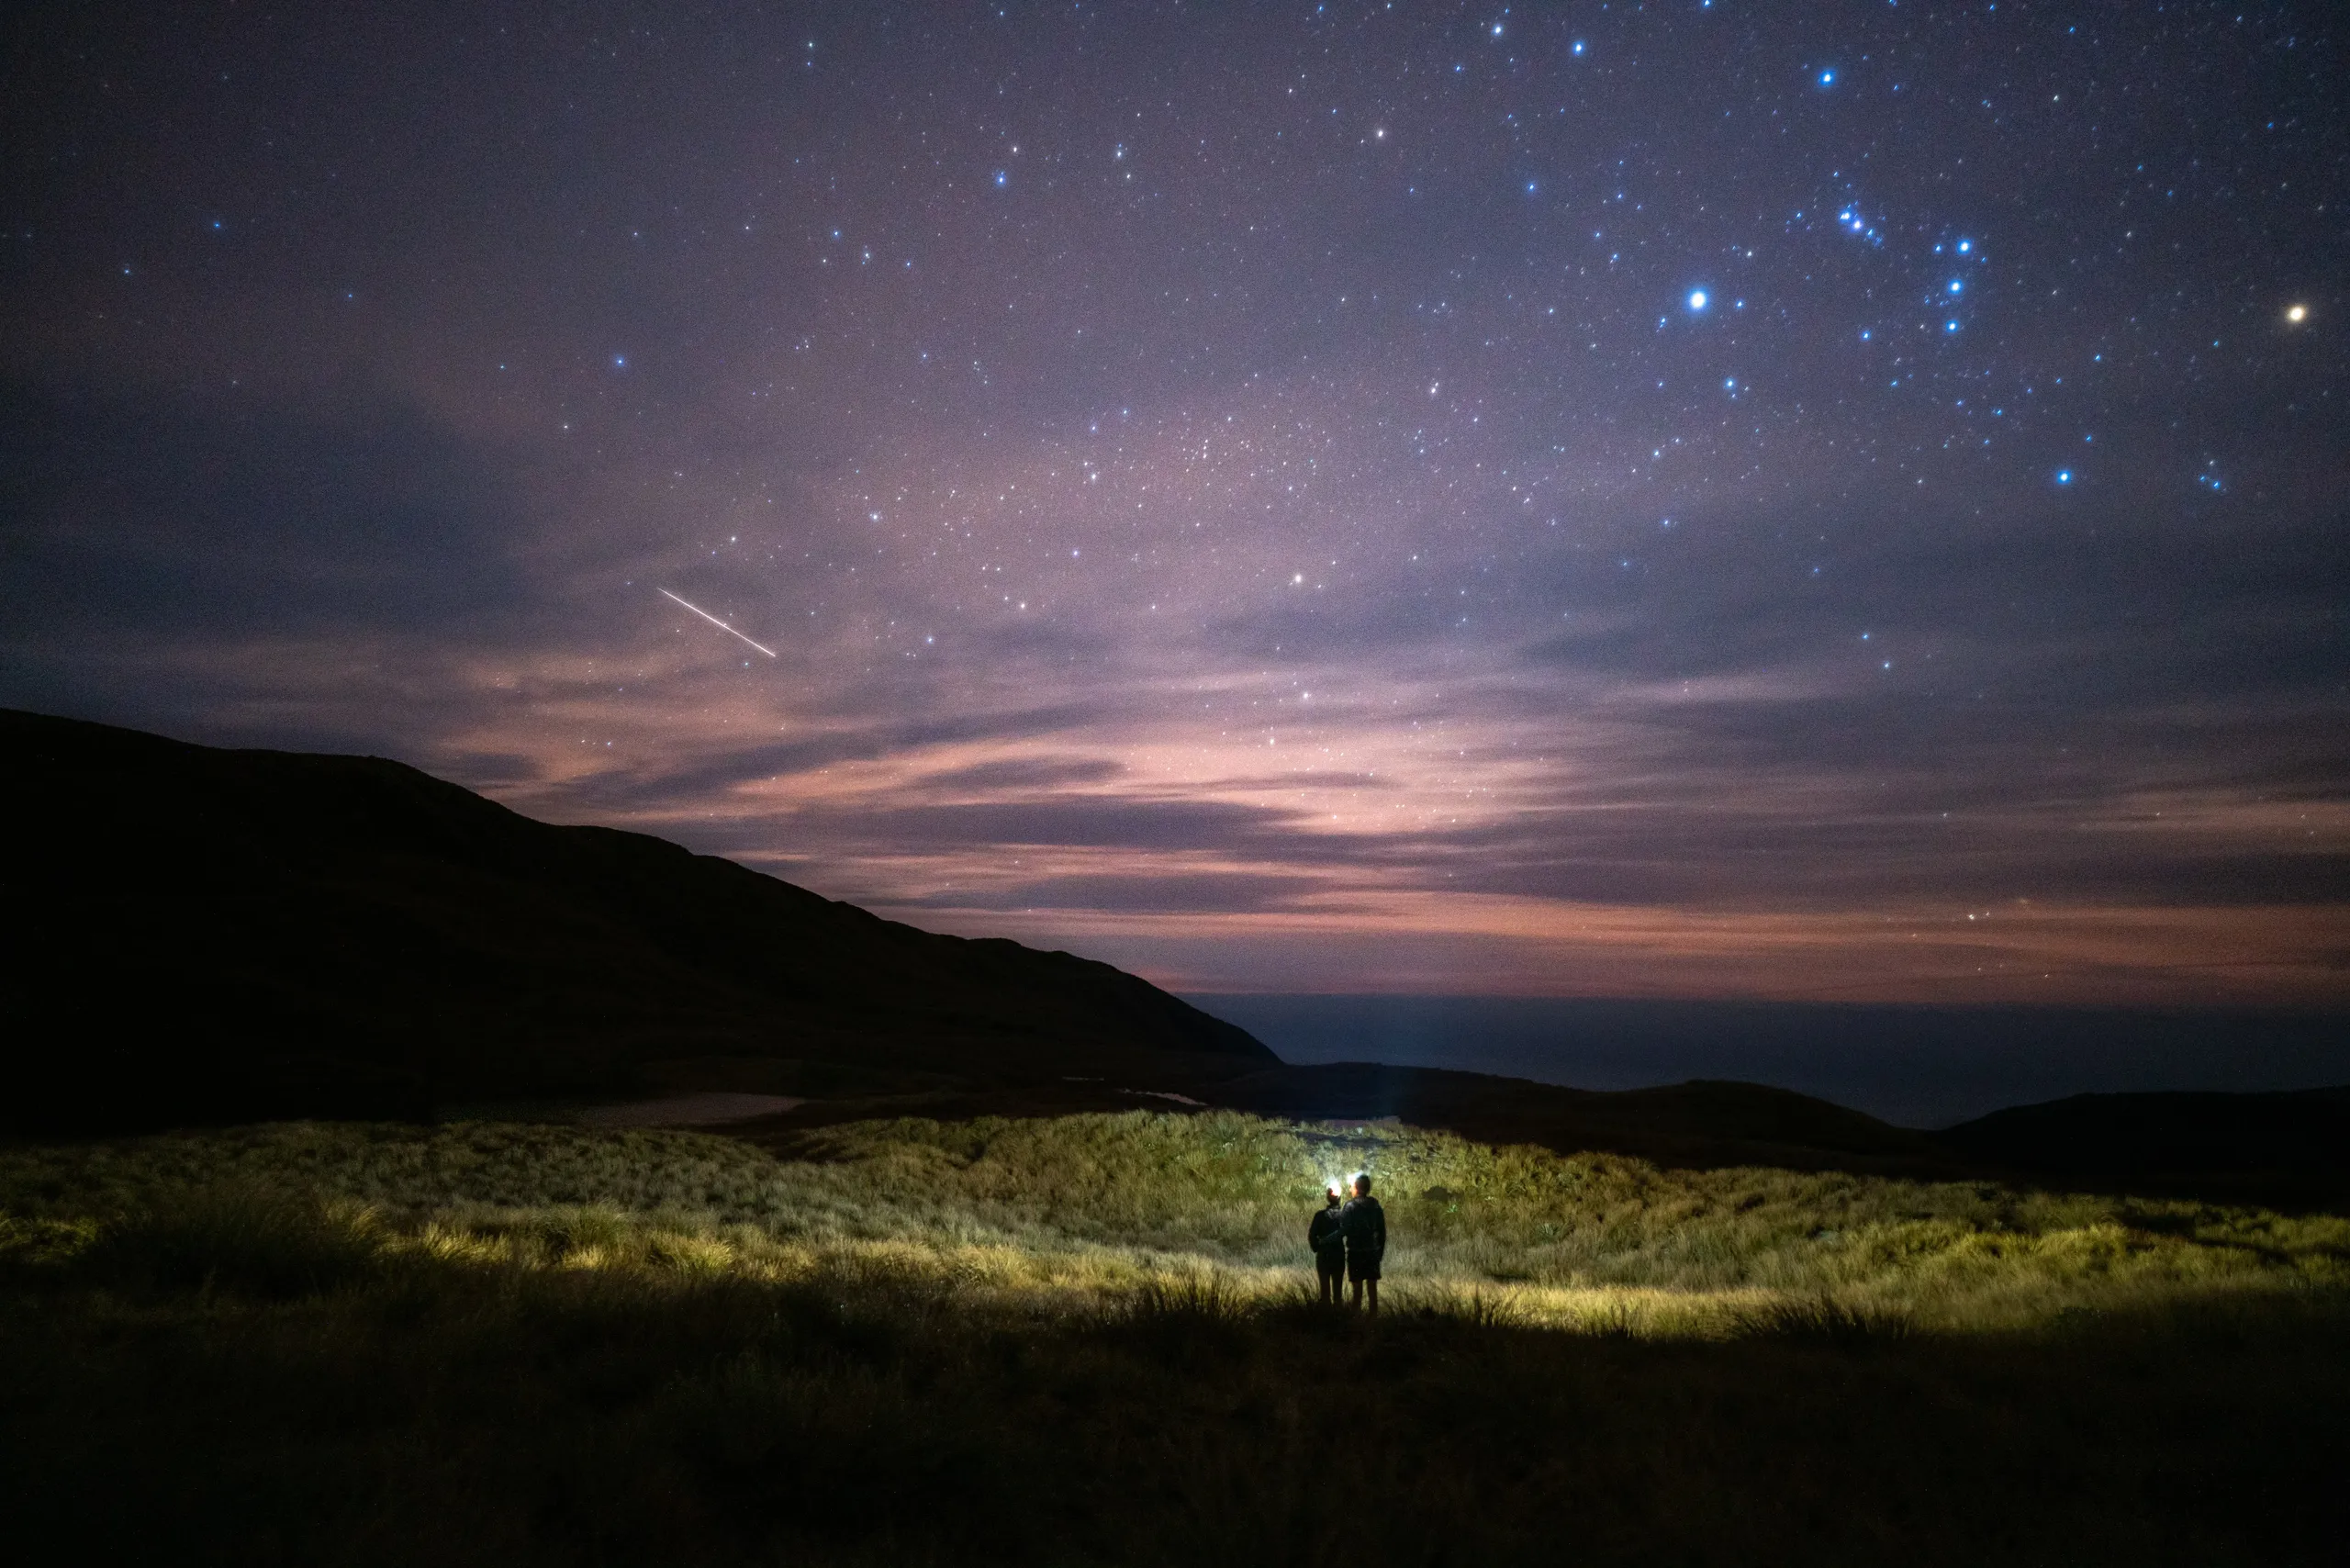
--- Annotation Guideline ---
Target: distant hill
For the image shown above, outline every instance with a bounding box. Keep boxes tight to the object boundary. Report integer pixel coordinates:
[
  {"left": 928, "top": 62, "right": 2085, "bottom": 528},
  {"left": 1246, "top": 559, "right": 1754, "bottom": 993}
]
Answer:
[
  {"left": 752, "top": 1063, "right": 1958, "bottom": 1180},
  {"left": 1939, "top": 1086, "right": 2350, "bottom": 1205},
  {"left": 0, "top": 710, "right": 1270, "bottom": 1130},
  {"left": 1205, "top": 1063, "right": 1949, "bottom": 1175}
]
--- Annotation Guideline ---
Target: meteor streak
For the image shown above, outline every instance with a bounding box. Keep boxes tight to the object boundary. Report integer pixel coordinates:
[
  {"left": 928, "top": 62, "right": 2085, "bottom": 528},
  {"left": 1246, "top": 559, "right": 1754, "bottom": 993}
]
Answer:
[{"left": 658, "top": 588, "right": 778, "bottom": 658}]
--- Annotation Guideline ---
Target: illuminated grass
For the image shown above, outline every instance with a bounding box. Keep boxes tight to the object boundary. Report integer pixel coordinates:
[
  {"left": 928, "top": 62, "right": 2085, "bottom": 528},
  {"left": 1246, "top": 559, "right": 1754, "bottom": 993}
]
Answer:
[{"left": 5, "top": 1111, "right": 2342, "bottom": 1334}]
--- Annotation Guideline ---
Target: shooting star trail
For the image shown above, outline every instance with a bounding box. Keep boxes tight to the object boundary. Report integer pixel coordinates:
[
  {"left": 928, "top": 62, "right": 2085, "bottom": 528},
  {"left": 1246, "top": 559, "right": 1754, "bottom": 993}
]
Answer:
[{"left": 658, "top": 588, "right": 778, "bottom": 658}]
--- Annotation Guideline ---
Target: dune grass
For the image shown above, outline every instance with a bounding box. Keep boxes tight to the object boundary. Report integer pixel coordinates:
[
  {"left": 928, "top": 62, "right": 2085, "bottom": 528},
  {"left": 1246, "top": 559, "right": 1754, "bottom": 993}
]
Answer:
[{"left": 2, "top": 1112, "right": 2346, "bottom": 1564}]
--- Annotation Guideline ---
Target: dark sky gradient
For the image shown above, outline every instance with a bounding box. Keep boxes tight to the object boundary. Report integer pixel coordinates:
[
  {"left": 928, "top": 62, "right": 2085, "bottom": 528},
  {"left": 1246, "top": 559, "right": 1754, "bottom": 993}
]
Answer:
[{"left": 6, "top": 1, "right": 2345, "bottom": 1002}]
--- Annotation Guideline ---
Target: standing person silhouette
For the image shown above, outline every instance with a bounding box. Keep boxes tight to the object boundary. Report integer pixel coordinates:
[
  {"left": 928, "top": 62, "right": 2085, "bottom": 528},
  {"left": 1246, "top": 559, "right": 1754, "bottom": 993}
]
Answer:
[
  {"left": 1307, "top": 1186, "right": 1347, "bottom": 1305},
  {"left": 1340, "top": 1173, "right": 1385, "bottom": 1315}
]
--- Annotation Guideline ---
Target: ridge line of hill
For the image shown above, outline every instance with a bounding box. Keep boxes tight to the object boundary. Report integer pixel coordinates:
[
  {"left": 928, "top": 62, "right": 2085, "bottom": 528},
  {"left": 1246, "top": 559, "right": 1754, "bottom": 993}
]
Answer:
[{"left": 1, "top": 707, "right": 1267, "bottom": 1129}]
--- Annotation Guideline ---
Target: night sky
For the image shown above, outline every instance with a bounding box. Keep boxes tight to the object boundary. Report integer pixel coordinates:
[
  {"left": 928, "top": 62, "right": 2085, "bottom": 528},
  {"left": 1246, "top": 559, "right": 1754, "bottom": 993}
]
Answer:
[{"left": 6, "top": 2, "right": 2345, "bottom": 1004}]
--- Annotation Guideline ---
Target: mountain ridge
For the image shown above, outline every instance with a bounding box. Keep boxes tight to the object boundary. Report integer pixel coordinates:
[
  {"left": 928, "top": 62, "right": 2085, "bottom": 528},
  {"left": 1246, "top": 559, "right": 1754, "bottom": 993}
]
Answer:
[{"left": 1, "top": 708, "right": 1268, "bottom": 1130}]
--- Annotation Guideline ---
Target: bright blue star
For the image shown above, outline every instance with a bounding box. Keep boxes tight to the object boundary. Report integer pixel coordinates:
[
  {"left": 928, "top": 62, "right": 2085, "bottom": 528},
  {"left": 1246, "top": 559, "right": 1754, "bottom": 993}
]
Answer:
[
  {"left": 1945, "top": 319, "right": 1960, "bottom": 332},
  {"left": 993, "top": 171, "right": 1007, "bottom": 187},
  {"left": 2055, "top": 469, "right": 2072, "bottom": 485},
  {"left": 1956, "top": 239, "right": 1973, "bottom": 253},
  {"left": 1572, "top": 40, "right": 1585, "bottom": 55},
  {"left": 612, "top": 354, "right": 627, "bottom": 368},
  {"left": 1818, "top": 69, "right": 1836, "bottom": 86},
  {"left": 1947, "top": 279, "right": 1964, "bottom": 294},
  {"left": 1687, "top": 289, "right": 1708, "bottom": 311}
]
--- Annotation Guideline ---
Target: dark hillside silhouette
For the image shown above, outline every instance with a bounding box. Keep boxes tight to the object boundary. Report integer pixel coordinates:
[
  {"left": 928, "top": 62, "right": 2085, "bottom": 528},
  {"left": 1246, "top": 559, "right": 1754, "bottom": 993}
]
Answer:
[
  {"left": 1204, "top": 1063, "right": 1948, "bottom": 1175},
  {"left": 1939, "top": 1086, "right": 2350, "bottom": 1206},
  {"left": 0, "top": 709, "right": 1269, "bottom": 1130}
]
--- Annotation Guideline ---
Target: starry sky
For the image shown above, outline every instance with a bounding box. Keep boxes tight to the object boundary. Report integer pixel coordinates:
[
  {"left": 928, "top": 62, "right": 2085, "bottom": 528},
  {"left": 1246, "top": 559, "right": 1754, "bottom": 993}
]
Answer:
[{"left": 6, "top": 1, "right": 2346, "bottom": 1004}]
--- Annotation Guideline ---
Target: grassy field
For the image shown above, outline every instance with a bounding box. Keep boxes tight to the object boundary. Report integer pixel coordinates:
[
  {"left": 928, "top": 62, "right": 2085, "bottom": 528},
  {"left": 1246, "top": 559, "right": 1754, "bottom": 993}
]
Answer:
[{"left": 4, "top": 1111, "right": 2346, "bottom": 1564}]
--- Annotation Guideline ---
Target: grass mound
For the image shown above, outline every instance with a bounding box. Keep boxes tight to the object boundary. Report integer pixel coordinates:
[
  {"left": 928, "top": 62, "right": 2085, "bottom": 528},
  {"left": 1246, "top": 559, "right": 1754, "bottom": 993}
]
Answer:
[{"left": 73, "top": 1184, "right": 386, "bottom": 1299}]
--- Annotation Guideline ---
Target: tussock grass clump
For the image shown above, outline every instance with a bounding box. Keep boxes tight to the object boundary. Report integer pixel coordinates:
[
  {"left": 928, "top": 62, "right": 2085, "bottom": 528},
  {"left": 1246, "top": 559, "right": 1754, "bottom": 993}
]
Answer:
[
  {"left": 70, "top": 1184, "right": 387, "bottom": 1300},
  {"left": 1733, "top": 1293, "right": 1915, "bottom": 1344}
]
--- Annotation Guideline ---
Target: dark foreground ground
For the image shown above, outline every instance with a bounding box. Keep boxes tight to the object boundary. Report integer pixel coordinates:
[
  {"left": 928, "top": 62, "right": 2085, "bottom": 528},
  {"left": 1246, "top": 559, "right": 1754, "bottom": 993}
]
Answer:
[{"left": 3, "top": 1211, "right": 2343, "bottom": 1568}]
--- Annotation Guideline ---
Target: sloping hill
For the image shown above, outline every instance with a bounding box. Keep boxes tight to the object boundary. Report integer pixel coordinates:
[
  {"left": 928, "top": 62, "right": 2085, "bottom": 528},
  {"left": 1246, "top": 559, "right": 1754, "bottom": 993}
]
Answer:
[
  {"left": 1938, "top": 1086, "right": 2350, "bottom": 1205},
  {"left": 1203, "top": 1062, "right": 1949, "bottom": 1174},
  {"left": 0, "top": 710, "right": 1270, "bottom": 1129},
  {"left": 748, "top": 1061, "right": 1953, "bottom": 1179}
]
